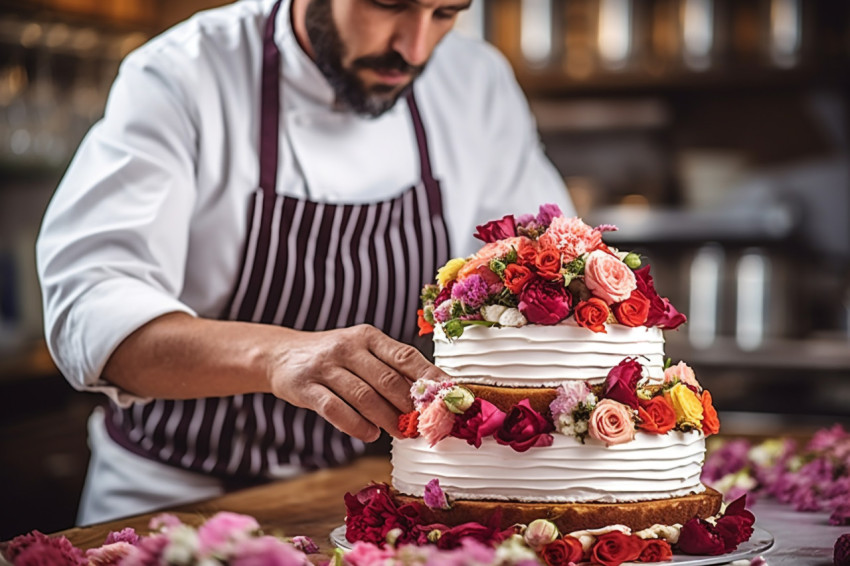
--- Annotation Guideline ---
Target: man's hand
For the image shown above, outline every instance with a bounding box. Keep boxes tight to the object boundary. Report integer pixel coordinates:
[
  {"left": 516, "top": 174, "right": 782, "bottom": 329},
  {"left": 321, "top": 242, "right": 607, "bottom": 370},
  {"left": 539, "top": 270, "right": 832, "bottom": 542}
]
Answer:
[{"left": 267, "top": 324, "right": 447, "bottom": 442}]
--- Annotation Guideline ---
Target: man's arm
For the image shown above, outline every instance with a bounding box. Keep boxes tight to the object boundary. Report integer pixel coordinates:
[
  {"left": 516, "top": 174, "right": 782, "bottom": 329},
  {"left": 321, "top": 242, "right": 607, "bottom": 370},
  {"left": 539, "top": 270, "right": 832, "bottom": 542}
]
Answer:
[{"left": 104, "top": 312, "right": 446, "bottom": 442}]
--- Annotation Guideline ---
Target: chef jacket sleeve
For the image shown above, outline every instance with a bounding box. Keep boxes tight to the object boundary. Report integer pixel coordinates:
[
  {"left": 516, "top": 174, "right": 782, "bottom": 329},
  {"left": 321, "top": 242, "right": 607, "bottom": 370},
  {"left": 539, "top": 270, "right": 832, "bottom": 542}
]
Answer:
[
  {"left": 36, "top": 50, "right": 199, "bottom": 407},
  {"left": 462, "top": 44, "right": 575, "bottom": 255}
]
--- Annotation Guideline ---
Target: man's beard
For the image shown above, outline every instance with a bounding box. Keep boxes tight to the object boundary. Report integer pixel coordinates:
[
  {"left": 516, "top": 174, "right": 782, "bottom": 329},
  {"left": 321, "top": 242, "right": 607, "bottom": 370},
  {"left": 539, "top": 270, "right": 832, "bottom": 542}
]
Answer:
[{"left": 304, "top": 0, "right": 426, "bottom": 117}]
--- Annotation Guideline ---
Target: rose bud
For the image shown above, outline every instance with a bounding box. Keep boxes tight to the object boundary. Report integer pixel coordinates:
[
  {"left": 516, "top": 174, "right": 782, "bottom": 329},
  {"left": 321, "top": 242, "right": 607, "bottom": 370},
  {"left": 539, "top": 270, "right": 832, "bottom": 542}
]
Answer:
[
  {"left": 523, "top": 519, "right": 560, "bottom": 550},
  {"left": 624, "top": 252, "right": 642, "bottom": 269},
  {"left": 443, "top": 386, "right": 475, "bottom": 414}
]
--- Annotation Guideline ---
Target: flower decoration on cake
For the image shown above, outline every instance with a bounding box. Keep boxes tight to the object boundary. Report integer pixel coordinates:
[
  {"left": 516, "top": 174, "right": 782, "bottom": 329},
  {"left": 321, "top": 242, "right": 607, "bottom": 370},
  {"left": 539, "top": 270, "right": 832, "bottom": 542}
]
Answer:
[
  {"left": 418, "top": 205, "right": 685, "bottom": 338},
  {"left": 401, "top": 358, "right": 719, "bottom": 450}
]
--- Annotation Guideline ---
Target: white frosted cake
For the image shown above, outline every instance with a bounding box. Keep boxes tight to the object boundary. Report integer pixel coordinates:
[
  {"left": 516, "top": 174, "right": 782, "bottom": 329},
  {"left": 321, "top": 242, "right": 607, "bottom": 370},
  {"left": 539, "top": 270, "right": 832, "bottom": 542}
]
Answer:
[{"left": 388, "top": 208, "right": 721, "bottom": 532}]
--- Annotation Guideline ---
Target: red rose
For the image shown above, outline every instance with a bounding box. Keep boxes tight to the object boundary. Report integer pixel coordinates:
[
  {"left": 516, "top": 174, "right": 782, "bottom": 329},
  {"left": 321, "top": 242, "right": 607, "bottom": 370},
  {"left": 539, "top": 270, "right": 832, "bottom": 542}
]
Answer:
[
  {"left": 700, "top": 391, "right": 720, "bottom": 436},
  {"left": 677, "top": 518, "right": 727, "bottom": 555},
  {"left": 574, "top": 298, "right": 610, "bottom": 333},
  {"left": 494, "top": 399, "right": 554, "bottom": 452},
  {"left": 603, "top": 358, "right": 642, "bottom": 410},
  {"left": 535, "top": 247, "right": 563, "bottom": 281},
  {"left": 637, "top": 396, "right": 676, "bottom": 434},
  {"left": 518, "top": 278, "right": 573, "bottom": 325},
  {"left": 435, "top": 281, "right": 454, "bottom": 306},
  {"left": 451, "top": 399, "right": 507, "bottom": 448},
  {"left": 344, "top": 484, "right": 421, "bottom": 545},
  {"left": 517, "top": 244, "right": 538, "bottom": 267},
  {"left": 474, "top": 215, "right": 517, "bottom": 243},
  {"left": 504, "top": 263, "right": 534, "bottom": 294},
  {"left": 637, "top": 539, "right": 673, "bottom": 562},
  {"left": 398, "top": 411, "right": 420, "bottom": 438},
  {"left": 715, "top": 496, "right": 755, "bottom": 551},
  {"left": 417, "top": 309, "right": 433, "bottom": 336},
  {"left": 633, "top": 266, "right": 686, "bottom": 329},
  {"left": 541, "top": 536, "right": 584, "bottom": 566},
  {"left": 590, "top": 532, "right": 644, "bottom": 566},
  {"left": 613, "top": 290, "right": 650, "bottom": 327}
]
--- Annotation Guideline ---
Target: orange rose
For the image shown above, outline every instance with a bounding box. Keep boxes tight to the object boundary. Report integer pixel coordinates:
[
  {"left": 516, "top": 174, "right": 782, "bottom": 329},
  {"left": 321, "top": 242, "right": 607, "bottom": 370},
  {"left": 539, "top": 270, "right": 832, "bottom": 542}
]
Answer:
[
  {"left": 637, "top": 396, "right": 676, "bottom": 434},
  {"left": 504, "top": 263, "right": 534, "bottom": 294},
  {"left": 700, "top": 390, "right": 720, "bottom": 436},
  {"left": 574, "top": 298, "right": 609, "bottom": 333},
  {"left": 456, "top": 257, "right": 502, "bottom": 288},
  {"left": 535, "top": 247, "right": 563, "bottom": 281},
  {"left": 417, "top": 309, "right": 433, "bottom": 336},
  {"left": 613, "top": 290, "right": 650, "bottom": 327},
  {"left": 398, "top": 410, "right": 420, "bottom": 438}
]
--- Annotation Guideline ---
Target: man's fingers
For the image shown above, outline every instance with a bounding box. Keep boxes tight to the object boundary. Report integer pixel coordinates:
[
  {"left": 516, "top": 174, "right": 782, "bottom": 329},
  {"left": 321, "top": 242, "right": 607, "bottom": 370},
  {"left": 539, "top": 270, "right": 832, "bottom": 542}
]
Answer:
[
  {"left": 344, "top": 355, "right": 414, "bottom": 414},
  {"left": 363, "top": 326, "right": 449, "bottom": 383},
  {"left": 302, "top": 384, "right": 381, "bottom": 442},
  {"left": 325, "top": 369, "right": 406, "bottom": 439}
]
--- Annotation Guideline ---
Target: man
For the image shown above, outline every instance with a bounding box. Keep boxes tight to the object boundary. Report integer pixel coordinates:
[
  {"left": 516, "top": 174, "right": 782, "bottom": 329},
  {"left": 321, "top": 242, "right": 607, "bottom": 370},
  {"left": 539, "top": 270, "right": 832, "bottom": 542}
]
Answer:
[{"left": 37, "top": 0, "right": 572, "bottom": 524}]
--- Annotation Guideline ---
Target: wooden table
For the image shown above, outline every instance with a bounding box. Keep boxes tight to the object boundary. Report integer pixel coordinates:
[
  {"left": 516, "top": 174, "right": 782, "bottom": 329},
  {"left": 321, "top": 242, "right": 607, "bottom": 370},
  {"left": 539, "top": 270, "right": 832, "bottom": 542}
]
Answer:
[
  {"left": 57, "top": 456, "right": 846, "bottom": 565},
  {"left": 59, "top": 456, "right": 392, "bottom": 555}
]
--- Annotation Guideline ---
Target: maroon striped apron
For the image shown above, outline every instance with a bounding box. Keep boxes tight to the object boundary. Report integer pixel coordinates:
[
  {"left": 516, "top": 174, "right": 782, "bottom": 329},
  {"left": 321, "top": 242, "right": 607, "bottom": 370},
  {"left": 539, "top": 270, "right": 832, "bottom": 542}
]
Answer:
[{"left": 104, "top": 0, "right": 450, "bottom": 480}]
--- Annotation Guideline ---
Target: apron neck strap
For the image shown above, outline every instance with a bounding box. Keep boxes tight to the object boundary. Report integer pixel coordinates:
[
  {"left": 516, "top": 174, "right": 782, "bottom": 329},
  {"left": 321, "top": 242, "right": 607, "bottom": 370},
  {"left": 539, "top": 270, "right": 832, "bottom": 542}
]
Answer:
[{"left": 258, "top": 0, "right": 437, "bottom": 194}]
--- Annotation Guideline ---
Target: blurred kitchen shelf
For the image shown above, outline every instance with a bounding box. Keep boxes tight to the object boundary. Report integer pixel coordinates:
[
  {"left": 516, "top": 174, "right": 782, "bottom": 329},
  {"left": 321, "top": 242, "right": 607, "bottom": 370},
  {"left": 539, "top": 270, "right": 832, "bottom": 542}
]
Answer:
[
  {"left": 586, "top": 205, "right": 797, "bottom": 246},
  {"left": 666, "top": 333, "right": 850, "bottom": 372}
]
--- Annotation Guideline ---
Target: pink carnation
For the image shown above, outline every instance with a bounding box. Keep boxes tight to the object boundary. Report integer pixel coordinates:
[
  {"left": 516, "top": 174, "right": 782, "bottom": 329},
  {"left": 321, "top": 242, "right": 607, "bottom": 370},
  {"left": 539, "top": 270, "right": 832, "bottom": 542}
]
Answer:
[
  {"left": 588, "top": 399, "right": 636, "bottom": 446},
  {"left": 549, "top": 382, "right": 591, "bottom": 419},
  {"left": 2, "top": 531, "right": 86, "bottom": 566},
  {"left": 664, "top": 361, "right": 700, "bottom": 390},
  {"left": 474, "top": 236, "right": 533, "bottom": 263},
  {"left": 418, "top": 400, "right": 455, "bottom": 446},
  {"left": 343, "top": 542, "right": 397, "bottom": 565},
  {"left": 538, "top": 216, "right": 602, "bottom": 262},
  {"left": 86, "top": 542, "right": 137, "bottom": 566},
  {"left": 230, "top": 535, "right": 309, "bottom": 566},
  {"left": 584, "top": 250, "right": 637, "bottom": 304},
  {"left": 197, "top": 512, "right": 260, "bottom": 555}
]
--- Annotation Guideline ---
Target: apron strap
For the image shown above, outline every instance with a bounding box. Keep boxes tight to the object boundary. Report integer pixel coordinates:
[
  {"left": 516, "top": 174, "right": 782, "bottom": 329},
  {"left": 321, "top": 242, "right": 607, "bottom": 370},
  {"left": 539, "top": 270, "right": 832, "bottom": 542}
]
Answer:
[
  {"left": 259, "top": 0, "right": 285, "bottom": 195},
  {"left": 405, "top": 90, "right": 437, "bottom": 186}
]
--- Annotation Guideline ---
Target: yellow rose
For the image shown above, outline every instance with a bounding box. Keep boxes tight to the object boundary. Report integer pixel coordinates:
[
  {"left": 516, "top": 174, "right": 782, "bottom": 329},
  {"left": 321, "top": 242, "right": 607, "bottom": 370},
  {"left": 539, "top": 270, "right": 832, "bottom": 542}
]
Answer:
[
  {"left": 436, "top": 257, "right": 467, "bottom": 287},
  {"left": 664, "top": 383, "right": 703, "bottom": 430}
]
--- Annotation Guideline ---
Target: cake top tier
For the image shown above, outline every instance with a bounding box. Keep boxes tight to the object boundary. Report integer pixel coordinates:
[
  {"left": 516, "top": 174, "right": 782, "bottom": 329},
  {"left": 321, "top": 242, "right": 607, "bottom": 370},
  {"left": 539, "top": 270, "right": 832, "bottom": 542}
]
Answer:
[{"left": 418, "top": 205, "right": 686, "bottom": 339}]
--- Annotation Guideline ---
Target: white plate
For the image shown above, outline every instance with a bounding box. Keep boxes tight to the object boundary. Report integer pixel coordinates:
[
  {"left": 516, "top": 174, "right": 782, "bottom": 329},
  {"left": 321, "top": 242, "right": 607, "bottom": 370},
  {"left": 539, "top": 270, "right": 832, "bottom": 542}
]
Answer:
[{"left": 330, "top": 525, "right": 774, "bottom": 565}]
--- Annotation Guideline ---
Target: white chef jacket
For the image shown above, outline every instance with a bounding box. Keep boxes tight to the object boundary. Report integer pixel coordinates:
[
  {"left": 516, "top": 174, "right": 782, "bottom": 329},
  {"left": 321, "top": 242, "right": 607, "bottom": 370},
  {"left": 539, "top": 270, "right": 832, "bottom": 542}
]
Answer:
[{"left": 36, "top": 0, "right": 573, "bottom": 406}]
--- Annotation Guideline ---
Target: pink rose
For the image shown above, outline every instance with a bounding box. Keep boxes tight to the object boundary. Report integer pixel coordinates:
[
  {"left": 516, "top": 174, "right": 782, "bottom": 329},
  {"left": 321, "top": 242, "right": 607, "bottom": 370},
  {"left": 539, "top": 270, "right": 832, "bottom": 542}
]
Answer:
[
  {"left": 418, "top": 400, "right": 455, "bottom": 446},
  {"left": 538, "top": 216, "right": 602, "bottom": 263},
  {"left": 588, "top": 399, "right": 636, "bottom": 446},
  {"left": 583, "top": 250, "right": 637, "bottom": 305},
  {"left": 494, "top": 399, "right": 555, "bottom": 452},
  {"left": 633, "top": 266, "right": 687, "bottom": 329},
  {"left": 230, "top": 535, "right": 309, "bottom": 566},
  {"left": 518, "top": 278, "right": 573, "bottom": 325},
  {"left": 664, "top": 361, "right": 701, "bottom": 390},
  {"left": 86, "top": 542, "right": 137, "bottom": 566},
  {"left": 197, "top": 512, "right": 260, "bottom": 555},
  {"left": 343, "top": 542, "right": 397, "bottom": 565},
  {"left": 451, "top": 399, "right": 506, "bottom": 448}
]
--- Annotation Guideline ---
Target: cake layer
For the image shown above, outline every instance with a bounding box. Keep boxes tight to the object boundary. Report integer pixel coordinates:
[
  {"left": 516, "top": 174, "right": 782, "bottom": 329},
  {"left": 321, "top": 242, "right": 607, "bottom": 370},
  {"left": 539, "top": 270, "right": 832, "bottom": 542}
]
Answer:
[
  {"left": 434, "top": 320, "right": 666, "bottom": 386},
  {"left": 395, "top": 488, "right": 723, "bottom": 534},
  {"left": 392, "top": 431, "right": 707, "bottom": 504}
]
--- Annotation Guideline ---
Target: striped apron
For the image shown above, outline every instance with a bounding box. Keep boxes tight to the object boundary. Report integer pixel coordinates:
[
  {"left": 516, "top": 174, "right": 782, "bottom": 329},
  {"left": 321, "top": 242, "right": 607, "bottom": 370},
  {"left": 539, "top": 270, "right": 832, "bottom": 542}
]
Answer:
[{"left": 103, "top": 0, "right": 450, "bottom": 481}]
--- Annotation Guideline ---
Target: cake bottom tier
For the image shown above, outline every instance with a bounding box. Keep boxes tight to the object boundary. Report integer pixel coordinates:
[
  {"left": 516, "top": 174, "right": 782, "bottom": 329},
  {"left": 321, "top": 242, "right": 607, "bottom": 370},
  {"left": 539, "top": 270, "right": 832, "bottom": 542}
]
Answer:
[{"left": 395, "top": 487, "right": 723, "bottom": 534}]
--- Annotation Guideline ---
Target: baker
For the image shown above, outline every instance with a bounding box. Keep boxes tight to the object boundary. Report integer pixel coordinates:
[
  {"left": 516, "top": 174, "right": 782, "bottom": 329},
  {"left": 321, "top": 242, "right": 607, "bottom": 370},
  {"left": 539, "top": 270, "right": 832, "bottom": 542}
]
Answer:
[{"left": 37, "top": 0, "right": 573, "bottom": 525}]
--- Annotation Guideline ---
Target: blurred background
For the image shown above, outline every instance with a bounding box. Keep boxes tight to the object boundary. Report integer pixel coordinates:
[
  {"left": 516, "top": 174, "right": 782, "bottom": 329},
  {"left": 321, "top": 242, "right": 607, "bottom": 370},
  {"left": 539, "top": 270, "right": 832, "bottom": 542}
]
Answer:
[{"left": 1, "top": 0, "right": 849, "bottom": 541}]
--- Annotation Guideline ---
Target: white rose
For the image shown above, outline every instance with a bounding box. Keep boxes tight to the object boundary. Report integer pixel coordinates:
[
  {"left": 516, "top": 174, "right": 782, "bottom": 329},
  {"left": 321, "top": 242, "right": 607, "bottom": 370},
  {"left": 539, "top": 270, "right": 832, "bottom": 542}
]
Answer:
[
  {"left": 498, "top": 308, "right": 527, "bottom": 327},
  {"left": 480, "top": 304, "right": 508, "bottom": 322}
]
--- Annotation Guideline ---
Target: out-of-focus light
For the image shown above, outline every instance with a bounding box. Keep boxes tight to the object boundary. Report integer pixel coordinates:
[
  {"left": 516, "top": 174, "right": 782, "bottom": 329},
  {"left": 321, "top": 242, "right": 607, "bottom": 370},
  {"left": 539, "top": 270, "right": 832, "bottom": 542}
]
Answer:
[
  {"left": 770, "top": 0, "right": 801, "bottom": 68},
  {"left": 598, "top": 0, "right": 632, "bottom": 69},
  {"left": 736, "top": 250, "right": 769, "bottom": 351},
  {"left": 689, "top": 243, "right": 723, "bottom": 349},
  {"left": 681, "top": 0, "right": 713, "bottom": 70},
  {"left": 455, "top": 1, "right": 485, "bottom": 40},
  {"left": 620, "top": 194, "right": 650, "bottom": 208},
  {"left": 20, "top": 23, "right": 43, "bottom": 48},
  {"left": 521, "top": 0, "right": 553, "bottom": 66}
]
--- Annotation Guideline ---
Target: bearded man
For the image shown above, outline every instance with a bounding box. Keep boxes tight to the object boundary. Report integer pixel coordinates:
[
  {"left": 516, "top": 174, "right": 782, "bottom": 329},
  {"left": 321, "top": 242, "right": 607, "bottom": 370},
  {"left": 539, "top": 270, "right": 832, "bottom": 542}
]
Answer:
[{"left": 37, "top": 0, "right": 573, "bottom": 525}]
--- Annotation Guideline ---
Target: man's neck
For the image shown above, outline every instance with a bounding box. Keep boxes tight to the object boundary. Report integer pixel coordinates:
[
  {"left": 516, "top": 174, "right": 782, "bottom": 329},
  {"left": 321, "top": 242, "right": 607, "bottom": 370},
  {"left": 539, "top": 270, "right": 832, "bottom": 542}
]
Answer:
[{"left": 290, "top": 0, "right": 317, "bottom": 60}]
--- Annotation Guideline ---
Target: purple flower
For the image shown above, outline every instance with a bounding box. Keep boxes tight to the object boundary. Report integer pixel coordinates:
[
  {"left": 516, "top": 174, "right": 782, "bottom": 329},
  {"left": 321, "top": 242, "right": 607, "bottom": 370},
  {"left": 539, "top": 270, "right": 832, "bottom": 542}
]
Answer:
[
  {"left": 829, "top": 503, "right": 850, "bottom": 526},
  {"left": 549, "top": 382, "right": 591, "bottom": 420},
  {"left": 2, "top": 531, "right": 86, "bottom": 566},
  {"left": 120, "top": 534, "right": 169, "bottom": 566},
  {"left": 536, "top": 203, "right": 563, "bottom": 226},
  {"left": 104, "top": 528, "right": 140, "bottom": 546},
  {"left": 807, "top": 424, "right": 848, "bottom": 452},
  {"left": 702, "top": 440, "right": 752, "bottom": 484},
  {"left": 451, "top": 274, "right": 490, "bottom": 309},
  {"left": 289, "top": 536, "right": 319, "bottom": 554},
  {"left": 148, "top": 513, "right": 182, "bottom": 532},
  {"left": 432, "top": 301, "right": 453, "bottom": 323},
  {"left": 424, "top": 478, "right": 450, "bottom": 510}
]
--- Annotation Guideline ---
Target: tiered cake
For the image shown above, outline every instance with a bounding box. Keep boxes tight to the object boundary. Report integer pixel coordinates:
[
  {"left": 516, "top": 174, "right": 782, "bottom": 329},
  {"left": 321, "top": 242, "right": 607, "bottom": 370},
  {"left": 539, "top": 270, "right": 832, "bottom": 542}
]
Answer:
[{"left": 391, "top": 206, "right": 721, "bottom": 533}]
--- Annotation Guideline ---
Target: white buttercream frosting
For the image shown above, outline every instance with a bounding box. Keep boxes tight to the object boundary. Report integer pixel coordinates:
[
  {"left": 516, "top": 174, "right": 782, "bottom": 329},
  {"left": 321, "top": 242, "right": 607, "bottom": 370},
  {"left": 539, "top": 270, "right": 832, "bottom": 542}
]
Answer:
[
  {"left": 434, "top": 319, "right": 666, "bottom": 386},
  {"left": 392, "top": 431, "right": 707, "bottom": 503}
]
